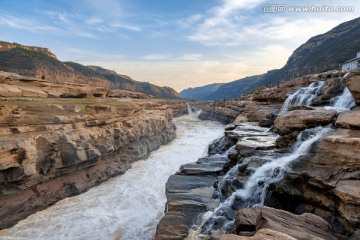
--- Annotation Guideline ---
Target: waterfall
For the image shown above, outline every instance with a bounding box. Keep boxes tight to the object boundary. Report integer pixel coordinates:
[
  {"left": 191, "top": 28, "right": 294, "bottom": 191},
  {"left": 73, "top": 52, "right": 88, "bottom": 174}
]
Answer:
[
  {"left": 325, "top": 87, "right": 356, "bottom": 112},
  {"left": 281, "top": 81, "right": 325, "bottom": 113},
  {"left": 201, "top": 126, "right": 333, "bottom": 234},
  {"left": 186, "top": 103, "right": 194, "bottom": 114},
  {"left": 237, "top": 127, "right": 332, "bottom": 207}
]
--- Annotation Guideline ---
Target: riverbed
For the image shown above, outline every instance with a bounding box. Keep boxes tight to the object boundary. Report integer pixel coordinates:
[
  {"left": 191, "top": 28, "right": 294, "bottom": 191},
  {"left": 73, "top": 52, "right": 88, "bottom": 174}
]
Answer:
[{"left": 0, "top": 114, "right": 224, "bottom": 240}]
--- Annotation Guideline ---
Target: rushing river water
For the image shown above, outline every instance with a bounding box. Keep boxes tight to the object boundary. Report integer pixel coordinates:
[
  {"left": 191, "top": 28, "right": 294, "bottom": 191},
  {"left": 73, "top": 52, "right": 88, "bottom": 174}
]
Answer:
[{"left": 0, "top": 114, "right": 224, "bottom": 240}]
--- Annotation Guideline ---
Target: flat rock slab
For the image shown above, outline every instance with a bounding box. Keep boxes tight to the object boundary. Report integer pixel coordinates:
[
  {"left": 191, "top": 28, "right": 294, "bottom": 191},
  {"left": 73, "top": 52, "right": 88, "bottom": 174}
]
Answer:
[
  {"left": 197, "top": 156, "right": 229, "bottom": 164},
  {"left": 274, "top": 109, "right": 337, "bottom": 135},
  {"left": 166, "top": 175, "right": 215, "bottom": 193},
  {"left": 180, "top": 163, "right": 225, "bottom": 175}
]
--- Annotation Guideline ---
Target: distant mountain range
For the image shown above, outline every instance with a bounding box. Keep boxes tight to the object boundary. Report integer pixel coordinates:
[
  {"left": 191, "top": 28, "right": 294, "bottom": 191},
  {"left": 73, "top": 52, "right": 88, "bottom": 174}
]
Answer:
[
  {"left": 0, "top": 41, "right": 180, "bottom": 99},
  {"left": 180, "top": 17, "right": 360, "bottom": 100}
]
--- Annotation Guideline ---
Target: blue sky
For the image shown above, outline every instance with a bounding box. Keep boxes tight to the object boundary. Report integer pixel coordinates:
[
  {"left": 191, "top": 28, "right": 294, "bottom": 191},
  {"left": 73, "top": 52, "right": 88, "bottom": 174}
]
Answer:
[{"left": 0, "top": 0, "right": 359, "bottom": 91}]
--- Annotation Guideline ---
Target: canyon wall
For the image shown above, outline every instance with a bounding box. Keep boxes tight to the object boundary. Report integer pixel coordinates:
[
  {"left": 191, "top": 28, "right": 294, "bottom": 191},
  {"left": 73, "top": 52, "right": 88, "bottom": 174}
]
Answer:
[{"left": 0, "top": 71, "right": 190, "bottom": 229}]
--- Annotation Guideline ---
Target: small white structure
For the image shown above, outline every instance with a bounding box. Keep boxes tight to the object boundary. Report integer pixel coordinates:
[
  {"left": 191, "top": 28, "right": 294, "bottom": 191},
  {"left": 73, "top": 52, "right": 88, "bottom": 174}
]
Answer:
[{"left": 342, "top": 52, "right": 360, "bottom": 71}]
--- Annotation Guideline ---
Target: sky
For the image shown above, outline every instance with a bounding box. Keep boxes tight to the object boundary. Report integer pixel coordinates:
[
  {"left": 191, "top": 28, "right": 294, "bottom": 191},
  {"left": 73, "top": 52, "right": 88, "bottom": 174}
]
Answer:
[{"left": 0, "top": 0, "right": 359, "bottom": 91}]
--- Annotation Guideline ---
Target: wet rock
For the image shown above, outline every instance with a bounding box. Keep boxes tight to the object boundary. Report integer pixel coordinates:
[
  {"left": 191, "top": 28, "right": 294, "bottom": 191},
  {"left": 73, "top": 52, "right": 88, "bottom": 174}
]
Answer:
[
  {"left": 258, "top": 118, "right": 274, "bottom": 127},
  {"left": 227, "top": 148, "right": 239, "bottom": 161},
  {"left": 155, "top": 175, "right": 218, "bottom": 239},
  {"left": 209, "top": 137, "right": 232, "bottom": 155},
  {"left": 273, "top": 109, "right": 337, "bottom": 135},
  {"left": 275, "top": 131, "right": 299, "bottom": 152},
  {"left": 274, "top": 128, "right": 360, "bottom": 236},
  {"left": 180, "top": 163, "right": 225, "bottom": 176}
]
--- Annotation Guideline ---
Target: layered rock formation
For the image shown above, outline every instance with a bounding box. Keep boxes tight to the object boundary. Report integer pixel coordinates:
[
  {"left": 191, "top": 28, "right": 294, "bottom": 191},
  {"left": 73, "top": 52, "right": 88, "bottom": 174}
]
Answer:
[
  {"left": 0, "top": 71, "right": 193, "bottom": 229},
  {"left": 157, "top": 69, "right": 360, "bottom": 239},
  {"left": 0, "top": 41, "right": 180, "bottom": 99}
]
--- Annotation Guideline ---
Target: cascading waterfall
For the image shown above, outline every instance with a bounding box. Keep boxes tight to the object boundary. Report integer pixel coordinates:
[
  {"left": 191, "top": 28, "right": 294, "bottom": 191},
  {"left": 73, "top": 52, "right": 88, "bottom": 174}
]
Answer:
[
  {"left": 237, "top": 127, "right": 332, "bottom": 207},
  {"left": 281, "top": 81, "right": 325, "bottom": 113},
  {"left": 325, "top": 87, "right": 356, "bottom": 112},
  {"left": 201, "top": 126, "right": 333, "bottom": 235},
  {"left": 186, "top": 103, "right": 194, "bottom": 114}
]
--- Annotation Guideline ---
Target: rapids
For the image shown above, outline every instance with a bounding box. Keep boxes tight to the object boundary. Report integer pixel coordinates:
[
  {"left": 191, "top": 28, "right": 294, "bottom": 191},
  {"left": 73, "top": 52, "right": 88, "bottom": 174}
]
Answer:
[{"left": 0, "top": 114, "right": 223, "bottom": 240}]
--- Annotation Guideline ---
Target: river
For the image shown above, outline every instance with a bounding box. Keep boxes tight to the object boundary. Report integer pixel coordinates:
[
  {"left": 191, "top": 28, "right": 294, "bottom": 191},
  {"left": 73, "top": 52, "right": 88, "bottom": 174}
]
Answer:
[{"left": 0, "top": 114, "right": 224, "bottom": 240}]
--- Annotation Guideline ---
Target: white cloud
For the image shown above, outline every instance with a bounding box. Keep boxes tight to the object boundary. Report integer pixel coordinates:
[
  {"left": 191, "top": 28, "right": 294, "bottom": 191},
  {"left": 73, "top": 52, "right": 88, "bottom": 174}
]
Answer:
[
  {"left": 181, "top": 53, "right": 203, "bottom": 61},
  {"left": 142, "top": 54, "right": 172, "bottom": 60},
  {"left": 187, "top": 0, "right": 359, "bottom": 48}
]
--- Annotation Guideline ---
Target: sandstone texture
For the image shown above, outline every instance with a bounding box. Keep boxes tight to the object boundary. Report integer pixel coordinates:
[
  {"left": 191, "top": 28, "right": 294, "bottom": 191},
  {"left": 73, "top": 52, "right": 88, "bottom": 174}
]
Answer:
[
  {"left": 347, "top": 74, "right": 360, "bottom": 105},
  {"left": 198, "top": 101, "right": 243, "bottom": 124},
  {"left": 273, "top": 109, "right": 337, "bottom": 135},
  {"left": 336, "top": 110, "right": 360, "bottom": 129},
  {"left": 0, "top": 71, "right": 196, "bottom": 229}
]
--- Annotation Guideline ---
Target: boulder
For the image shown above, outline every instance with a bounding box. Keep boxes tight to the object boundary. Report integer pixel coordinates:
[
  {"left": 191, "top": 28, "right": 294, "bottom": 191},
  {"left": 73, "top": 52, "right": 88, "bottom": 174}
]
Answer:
[
  {"left": 273, "top": 109, "right": 337, "bottom": 135},
  {"left": 243, "top": 103, "right": 281, "bottom": 122},
  {"left": 336, "top": 110, "right": 360, "bottom": 129},
  {"left": 234, "top": 115, "right": 248, "bottom": 124},
  {"left": 347, "top": 75, "right": 360, "bottom": 105},
  {"left": 234, "top": 208, "right": 260, "bottom": 233},
  {"left": 256, "top": 207, "right": 339, "bottom": 240}
]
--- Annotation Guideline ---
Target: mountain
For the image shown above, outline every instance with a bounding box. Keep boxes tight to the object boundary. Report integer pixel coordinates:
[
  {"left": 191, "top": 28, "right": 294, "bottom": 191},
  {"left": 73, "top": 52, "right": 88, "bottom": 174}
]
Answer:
[
  {"left": 185, "top": 17, "right": 360, "bottom": 101},
  {"left": 0, "top": 41, "right": 180, "bottom": 99},
  {"left": 205, "top": 73, "right": 268, "bottom": 100},
  {"left": 180, "top": 83, "right": 224, "bottom": 100}
]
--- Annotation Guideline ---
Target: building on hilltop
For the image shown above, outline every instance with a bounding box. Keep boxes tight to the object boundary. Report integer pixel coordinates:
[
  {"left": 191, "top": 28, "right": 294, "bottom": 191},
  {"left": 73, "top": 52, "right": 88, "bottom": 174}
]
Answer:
[{"left": 342, "top": 52, "right": 360, "bottom": 71}]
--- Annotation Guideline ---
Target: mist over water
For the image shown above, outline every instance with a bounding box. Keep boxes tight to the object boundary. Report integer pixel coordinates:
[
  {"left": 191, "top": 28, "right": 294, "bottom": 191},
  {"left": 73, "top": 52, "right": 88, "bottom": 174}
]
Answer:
[{"left": 0, "top": 114, "right": 223, "bottom": 240}]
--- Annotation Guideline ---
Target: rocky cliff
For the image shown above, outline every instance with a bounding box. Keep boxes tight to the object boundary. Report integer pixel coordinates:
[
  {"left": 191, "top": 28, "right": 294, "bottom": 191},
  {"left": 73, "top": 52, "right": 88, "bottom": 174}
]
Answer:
[
  {"left": 0, "top": 71, "right": 191, "bottom": 229},
  {"left": 0, "top": 41, "right": 180, "bottom": 99},
  {"left": 183, "top": 17, "right": 360, "bottom": 101},
  {"left": 156, "top": 68, "right": 360, "bottom": 239}
]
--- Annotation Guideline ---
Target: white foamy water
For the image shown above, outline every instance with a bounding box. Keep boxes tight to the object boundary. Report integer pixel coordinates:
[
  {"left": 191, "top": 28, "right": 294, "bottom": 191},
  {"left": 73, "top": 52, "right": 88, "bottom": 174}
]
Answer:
[
  {"left": 281, "top": 81, "right": 325, "bottom": 113},
  {"left": 0, "top": 114, "right": 224, "bottom": 240},
  {"left": 325, "top": 87, "right": 356, "bottom": 112}
]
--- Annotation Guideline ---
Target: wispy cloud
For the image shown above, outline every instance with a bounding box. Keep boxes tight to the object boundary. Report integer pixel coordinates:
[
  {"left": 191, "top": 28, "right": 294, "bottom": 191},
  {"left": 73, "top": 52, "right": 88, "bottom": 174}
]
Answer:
[
  {"left": 181, "top": 53, "right": 203, "bottom": 61},
  {"left": 142, "top": 54, "right": 172, "bottom": 60},
  {"left": 0, "top": 13, "right": 60, "bottom": 33}
]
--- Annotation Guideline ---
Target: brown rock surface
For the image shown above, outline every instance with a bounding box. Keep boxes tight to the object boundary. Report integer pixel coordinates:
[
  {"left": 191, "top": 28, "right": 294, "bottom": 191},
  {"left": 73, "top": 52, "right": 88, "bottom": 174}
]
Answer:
[
  {"left": 234, "top": 208, "right": 260, "bottom": 233},
  {"left": 256, "top": 207, "right": 339, "bottom": 240},
  {"left": 0, "top": 79, "right": 195, "bottom": 229},
  {"left": 273, "top": 109, "right": 337, "bottom": 135},
  {"left": 241, "top": 102, "right": 281, "bottom": 122},
  {"left": 219, "top": 229, "right": 296, "bottom": 240},
  {"left": 347, "top": 75, "right": 360, "bottom": 105},
  {"left": 335, "top": 110, "right": 360, "bottom": 129}
]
